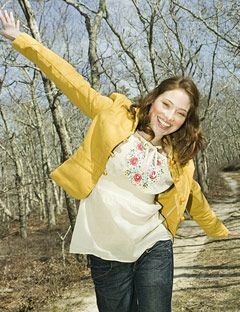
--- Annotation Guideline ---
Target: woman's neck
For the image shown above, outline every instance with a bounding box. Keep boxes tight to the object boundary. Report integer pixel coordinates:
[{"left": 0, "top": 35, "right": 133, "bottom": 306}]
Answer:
[{"left": 136, "top": 130, "right": 163, "bottom": 146}]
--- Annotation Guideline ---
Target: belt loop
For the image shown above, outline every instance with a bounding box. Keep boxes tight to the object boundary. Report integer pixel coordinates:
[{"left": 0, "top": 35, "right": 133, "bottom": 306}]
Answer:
[{"left": 87, "top": 255, "right": 91, "bottom": 268}]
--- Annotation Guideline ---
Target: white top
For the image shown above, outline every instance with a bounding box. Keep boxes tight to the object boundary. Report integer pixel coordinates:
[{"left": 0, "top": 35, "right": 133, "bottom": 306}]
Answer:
[{"left": 69, "top": 131, "right": 174, "bottom": 262}]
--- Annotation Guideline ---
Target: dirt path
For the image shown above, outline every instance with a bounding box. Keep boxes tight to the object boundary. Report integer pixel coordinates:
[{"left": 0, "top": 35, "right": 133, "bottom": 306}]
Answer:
[
  {"left": 41, "top": 171, "right": 240, "bottom": 312},
  {"left": 40, "top": 279, "right": 98, "bottom": 312},
  {"left": 172, "top": 171, "right": 240, "bottom": 311}
]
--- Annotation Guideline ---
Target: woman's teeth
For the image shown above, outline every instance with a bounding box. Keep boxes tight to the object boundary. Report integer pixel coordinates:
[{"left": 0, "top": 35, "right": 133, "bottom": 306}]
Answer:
[{"left": 157, "top": 117, "right": 171, "bottom": 129}]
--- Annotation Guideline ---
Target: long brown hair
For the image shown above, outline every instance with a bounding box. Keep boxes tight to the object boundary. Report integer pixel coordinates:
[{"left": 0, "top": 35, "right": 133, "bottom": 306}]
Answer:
[{"left": 127, "top": 76, "right": 206, "bottom": 166}]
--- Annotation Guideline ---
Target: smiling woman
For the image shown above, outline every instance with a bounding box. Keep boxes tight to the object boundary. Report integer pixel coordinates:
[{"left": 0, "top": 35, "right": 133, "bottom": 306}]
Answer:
[
  {"left": 0, "top": 8, "right": 238, "bottom": 312},
  {"left": 128, "top": 76, "right": 204, "bottom": 166}
]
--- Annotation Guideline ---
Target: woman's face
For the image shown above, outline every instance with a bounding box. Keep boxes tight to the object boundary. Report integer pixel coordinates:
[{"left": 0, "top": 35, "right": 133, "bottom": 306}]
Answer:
[{"left": 148, "top": 88, "right": 191, "bottom": 139}]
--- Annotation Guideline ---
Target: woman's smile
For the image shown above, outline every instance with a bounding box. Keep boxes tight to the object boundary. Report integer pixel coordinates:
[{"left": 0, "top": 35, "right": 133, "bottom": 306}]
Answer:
[{"left": 157, "top": 116, "right": 171, "bottom": 129}]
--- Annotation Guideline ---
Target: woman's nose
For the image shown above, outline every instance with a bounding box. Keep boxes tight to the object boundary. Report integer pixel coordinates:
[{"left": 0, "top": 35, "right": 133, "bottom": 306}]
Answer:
[{"left": 165, "top": 110, "right": 175, "bottom": 122}]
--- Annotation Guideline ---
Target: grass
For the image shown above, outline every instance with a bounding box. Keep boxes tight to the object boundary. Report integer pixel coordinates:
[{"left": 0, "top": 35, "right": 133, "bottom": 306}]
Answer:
[{"left": 0, "top": 211, "right": 91, "bottom": 312}]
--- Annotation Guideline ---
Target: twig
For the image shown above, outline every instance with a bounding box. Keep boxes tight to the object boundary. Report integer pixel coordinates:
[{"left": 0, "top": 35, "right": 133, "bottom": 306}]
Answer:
[{"left": 57, "top": 225, "right": 71, "bottom": 267}]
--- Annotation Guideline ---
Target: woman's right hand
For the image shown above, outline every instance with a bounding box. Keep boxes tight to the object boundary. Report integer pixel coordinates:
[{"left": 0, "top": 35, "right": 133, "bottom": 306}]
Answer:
[{"left": 0, "top": 10, "right": 21, "bottom": 41}]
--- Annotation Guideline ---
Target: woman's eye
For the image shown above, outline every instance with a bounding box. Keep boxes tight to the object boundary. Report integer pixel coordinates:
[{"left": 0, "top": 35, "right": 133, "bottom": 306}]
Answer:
[
  {"left": 163, "top": 102, "right": 169, "bottom": 107},
  {"left": 178, "top": 112, "right": 186, "bottom": 117}
]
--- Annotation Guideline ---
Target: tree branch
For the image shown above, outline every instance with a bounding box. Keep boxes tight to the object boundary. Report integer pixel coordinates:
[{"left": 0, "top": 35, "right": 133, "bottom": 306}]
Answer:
[{"left": 172, "top": 1, "right": 239, "bottom": 49}]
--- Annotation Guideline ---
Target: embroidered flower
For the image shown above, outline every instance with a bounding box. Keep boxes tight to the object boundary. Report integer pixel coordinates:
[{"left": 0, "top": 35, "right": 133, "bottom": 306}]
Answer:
[
  {"left": 133, "top": 173, "right": 142, "bottom": 182},
  {"left": 137, "top": 143, "right": 144, "bottom": 151},
  {"left": 123, "top": 135, "right": 167, "bottom": 190},
  {"left": 130, "top": 157, "right": 138, "bottom": 165},
  {"left": 149, "top": 170, "right": 157, "bottom": 179}
]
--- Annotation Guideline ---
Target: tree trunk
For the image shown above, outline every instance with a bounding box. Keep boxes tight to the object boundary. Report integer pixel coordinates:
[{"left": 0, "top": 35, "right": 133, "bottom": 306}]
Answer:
[
  {"left": 195, "top": 151, "right": 209, "bottom": 194},
  {"left": 18, "top": 0, "right": 77, "bottom": 228}
]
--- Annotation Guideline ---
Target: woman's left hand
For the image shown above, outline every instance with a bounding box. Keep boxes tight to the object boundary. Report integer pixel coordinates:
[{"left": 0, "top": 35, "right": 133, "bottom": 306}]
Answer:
[
  {"left": 0, "top": 10, "right": 21, "bottom": 41},
  {"left": 228, "top": 230, "right": 239, "bottom": 237}
]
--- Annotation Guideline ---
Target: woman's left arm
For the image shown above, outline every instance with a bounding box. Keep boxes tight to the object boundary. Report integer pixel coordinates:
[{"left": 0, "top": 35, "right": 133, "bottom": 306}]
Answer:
[
  {"left": 186, "top": 180, "right": 239, "bottom": 238},
  {"left": 0, "top": 10, "right": 113, "bottom": 120}
]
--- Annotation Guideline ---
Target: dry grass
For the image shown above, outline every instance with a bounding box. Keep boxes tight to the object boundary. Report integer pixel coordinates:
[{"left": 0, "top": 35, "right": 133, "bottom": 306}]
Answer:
[{"left": 0, "top": 212, "right": 91, "bottom": 312}]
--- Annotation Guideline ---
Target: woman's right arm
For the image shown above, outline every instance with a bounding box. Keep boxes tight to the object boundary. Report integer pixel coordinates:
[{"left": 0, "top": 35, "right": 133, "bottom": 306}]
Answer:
[{"left": 0, "top": 10, "right": 113, "bottom": 119}]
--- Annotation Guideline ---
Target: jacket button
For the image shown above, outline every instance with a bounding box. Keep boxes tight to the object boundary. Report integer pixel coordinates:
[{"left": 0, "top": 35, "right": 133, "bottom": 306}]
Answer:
[
  {"left": 175, "top": 177, "right": 180, "bottom": 182},
  {"left": 180, "top": 197, "right": 185, "bottom": 204},
  {"left": 180, "top": 216, "right": 185, "bottom": 221}
]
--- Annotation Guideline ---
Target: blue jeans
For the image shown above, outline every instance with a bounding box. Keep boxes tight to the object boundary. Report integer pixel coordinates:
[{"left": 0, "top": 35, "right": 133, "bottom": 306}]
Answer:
[{"left": 87, "top": 239, "right": 173, "bottom": 312}]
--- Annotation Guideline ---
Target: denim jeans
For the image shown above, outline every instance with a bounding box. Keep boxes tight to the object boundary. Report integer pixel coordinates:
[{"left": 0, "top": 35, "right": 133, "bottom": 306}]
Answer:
[{"left": 87, "top": 239, "right": 173, "bottom": 312}]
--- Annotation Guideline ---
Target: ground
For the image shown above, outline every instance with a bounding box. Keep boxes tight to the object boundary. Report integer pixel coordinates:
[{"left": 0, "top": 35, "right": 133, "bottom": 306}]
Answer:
[{"left": 0, "top": 169, "right": 239, "bottom": 312}]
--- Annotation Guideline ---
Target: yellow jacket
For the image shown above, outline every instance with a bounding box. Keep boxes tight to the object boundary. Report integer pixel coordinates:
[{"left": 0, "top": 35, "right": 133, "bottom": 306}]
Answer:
[{"left": 12, "top": 33, "right": 229, "bottom": 239}]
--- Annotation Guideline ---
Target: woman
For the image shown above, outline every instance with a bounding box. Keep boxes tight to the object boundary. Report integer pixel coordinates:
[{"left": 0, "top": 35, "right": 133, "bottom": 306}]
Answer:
[{"left": 0, "top": 10, "right": 238, "bottom": 312}]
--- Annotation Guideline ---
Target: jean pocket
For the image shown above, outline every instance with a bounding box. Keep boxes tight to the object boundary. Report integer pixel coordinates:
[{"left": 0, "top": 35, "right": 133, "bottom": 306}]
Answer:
[
  {"left": 143, "top": 240, "right": 173, "bottom": 271},
  {"left": 145, "top": 240, "right": 172, "bottom": 255},
  {"left": 88, "top": 254, "right": 113, "bottom": 281}
]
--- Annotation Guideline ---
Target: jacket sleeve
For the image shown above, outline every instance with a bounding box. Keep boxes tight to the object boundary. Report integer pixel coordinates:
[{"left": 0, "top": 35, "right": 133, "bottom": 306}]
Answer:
[
  {"left": 186, "top": 179, "right": 229, "bottom": 238},
  {"left": 12, "top": 33, "right": 113, "bottom": 119}
]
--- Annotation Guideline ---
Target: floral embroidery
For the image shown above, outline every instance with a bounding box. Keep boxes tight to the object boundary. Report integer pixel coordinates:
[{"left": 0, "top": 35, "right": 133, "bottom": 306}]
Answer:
[
  {"left": 137, "top": 143, "right": 144, "bottom": 151},
  {"left": 149, "top": 170, "right": 157, "bottom": 179},
  {"left": 123, "top": 135, "right": 167, "bottom": 190},
  {"left": 133, "top": 173, "right": 142, "bottom": 182},
  {"left": 130, "top": 157, "right": 138, "bottom": 166}
]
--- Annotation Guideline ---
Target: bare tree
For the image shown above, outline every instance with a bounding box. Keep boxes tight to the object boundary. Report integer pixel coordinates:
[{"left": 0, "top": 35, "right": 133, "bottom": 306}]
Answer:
[
  {"left": 17, "top": 0, "right": 77, "bottom": 229},
  {"left": 63, "top": 0, "right": 107, "bottom": 90},
  {"left": 0, "top": 107, "right": 27, "bottom": 238},
  {"left": 0, "top": 0, "right": 239, "bottom": 235}
]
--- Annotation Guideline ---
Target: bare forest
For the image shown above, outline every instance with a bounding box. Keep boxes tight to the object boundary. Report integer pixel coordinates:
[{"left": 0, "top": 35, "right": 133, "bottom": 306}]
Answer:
[{"left": 0, "top": 0, "right": 239, "bottom": 311}]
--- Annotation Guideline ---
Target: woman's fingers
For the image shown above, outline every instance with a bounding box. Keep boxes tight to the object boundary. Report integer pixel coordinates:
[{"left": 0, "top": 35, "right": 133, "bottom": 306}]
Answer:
[
  {"left": 9, "top": 11, "right": 16, "bottom": 25},
  {"left": 0, "top": 10, "right": 6, "bottom": 25},
  {"left": 0, "top": 10, "right": 9, "bottom": 26},
  {"left": 228, "top": 230, "right": 239, "bottom": 237},
  {"left": 0, "top": 9, "right": 21, "bottom": 41},
  {"left": 0, "top": 10, "right": 15, "bottom": 26},
  {"left": 16, "top": 19, "right": 20, "bottom": 30},
  {"left": 0, "top": 10, "right": 20, "bottom": 30},
  {"left": 3, "top": 10, "right": 12, "bottom": 24}
]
